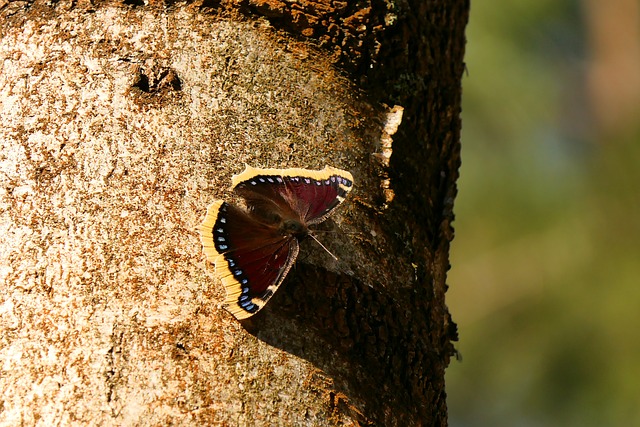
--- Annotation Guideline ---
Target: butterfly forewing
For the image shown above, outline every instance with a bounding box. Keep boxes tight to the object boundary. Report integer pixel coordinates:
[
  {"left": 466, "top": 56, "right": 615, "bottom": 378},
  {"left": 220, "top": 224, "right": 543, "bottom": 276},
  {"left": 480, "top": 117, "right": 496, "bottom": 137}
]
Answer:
[
  {"left": 284, "top": 174, "right": 353, "bottom": 224},
  {"left": 200, "top": 201, "right": 299, "bottom": 319},
  {"left": 233, "top": 166, "right": 353, "bottom": 224}
]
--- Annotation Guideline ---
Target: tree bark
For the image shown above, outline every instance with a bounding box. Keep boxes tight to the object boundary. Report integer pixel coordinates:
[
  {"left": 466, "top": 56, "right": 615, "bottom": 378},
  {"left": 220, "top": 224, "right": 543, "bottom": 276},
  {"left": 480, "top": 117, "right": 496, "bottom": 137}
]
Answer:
[{"left": 0, "top": 1, "right": 466, "bottom": 425}]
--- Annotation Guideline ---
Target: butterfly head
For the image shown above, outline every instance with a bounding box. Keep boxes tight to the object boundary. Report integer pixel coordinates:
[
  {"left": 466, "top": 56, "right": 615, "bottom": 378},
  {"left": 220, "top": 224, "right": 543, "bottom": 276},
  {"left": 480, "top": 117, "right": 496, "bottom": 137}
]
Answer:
[{"left": 280, "top": 218, "right": 308, "bottom": 240}]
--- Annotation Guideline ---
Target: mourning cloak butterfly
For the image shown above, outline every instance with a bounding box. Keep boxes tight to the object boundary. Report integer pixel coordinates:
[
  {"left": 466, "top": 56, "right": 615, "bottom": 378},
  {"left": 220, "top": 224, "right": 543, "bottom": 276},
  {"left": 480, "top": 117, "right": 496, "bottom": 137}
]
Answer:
[{"left": 199, "top": 166, "right": 354, "bottom": 320}]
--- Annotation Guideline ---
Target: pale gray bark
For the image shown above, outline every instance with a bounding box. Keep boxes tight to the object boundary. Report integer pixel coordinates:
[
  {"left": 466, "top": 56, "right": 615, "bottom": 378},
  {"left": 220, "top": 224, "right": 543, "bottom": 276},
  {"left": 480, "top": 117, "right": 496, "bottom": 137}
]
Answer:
[{"left": 0, "top": 6, "right": 410, "bottom": 426}]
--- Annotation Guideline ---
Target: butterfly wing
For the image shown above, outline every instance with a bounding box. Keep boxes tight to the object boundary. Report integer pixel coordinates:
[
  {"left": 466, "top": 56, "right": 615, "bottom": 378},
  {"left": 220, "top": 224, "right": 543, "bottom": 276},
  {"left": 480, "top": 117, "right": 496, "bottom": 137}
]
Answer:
[
  {"left": 199, "top": 166, "right": 354, "bottom": 320},
  {"left": 232, "top": 166, "right": 354, "bottom": 225},
  {"left": 199, "top": 201, "right": 299, "bottom": 319}
]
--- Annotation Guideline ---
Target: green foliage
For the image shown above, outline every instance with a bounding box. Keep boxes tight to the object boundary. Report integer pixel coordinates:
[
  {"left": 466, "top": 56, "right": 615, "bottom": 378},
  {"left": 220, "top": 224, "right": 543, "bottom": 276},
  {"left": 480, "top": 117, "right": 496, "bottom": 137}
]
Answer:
[{"left": 446, "top": 1, "right": 640, "bottom": 425}]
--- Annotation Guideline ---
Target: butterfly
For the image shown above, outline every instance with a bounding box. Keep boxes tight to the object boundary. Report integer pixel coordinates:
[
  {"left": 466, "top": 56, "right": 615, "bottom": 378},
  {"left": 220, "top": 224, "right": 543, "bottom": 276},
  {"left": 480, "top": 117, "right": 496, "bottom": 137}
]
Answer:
[{"left": 199, "top": 166, "right": 354, "bottom": 320}]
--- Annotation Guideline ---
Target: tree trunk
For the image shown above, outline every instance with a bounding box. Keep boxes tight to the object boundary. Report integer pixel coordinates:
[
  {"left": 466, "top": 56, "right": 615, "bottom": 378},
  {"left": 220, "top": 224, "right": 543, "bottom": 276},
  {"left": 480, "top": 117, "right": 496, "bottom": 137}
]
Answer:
[{"left": 0, "top": 1, "right": 466, "bottom": 425}]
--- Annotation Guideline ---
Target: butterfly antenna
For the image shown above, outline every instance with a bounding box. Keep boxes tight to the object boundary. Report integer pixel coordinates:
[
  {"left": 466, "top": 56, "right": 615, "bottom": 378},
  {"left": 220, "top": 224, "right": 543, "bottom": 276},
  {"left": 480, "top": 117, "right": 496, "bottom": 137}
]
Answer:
[
  {"left": 308, "top": 233, "right": 338, "bottom": 261},
  {"left": 310, "top": 230, "right": 365, "bottom": 237}
]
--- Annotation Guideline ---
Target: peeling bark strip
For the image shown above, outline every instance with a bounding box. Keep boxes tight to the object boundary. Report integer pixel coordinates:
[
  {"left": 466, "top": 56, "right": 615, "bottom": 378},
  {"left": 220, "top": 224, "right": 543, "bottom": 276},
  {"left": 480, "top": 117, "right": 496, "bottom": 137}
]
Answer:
[{"left": 1, "top": 1, "right": 466, "bottom": 426}]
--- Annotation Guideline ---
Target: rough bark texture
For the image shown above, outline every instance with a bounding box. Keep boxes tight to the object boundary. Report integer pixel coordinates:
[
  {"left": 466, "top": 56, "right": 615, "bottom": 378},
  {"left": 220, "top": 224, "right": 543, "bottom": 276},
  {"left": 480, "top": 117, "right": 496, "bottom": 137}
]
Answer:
[{"left": 0, "top": 1, "right": 466, "bottom": 425}]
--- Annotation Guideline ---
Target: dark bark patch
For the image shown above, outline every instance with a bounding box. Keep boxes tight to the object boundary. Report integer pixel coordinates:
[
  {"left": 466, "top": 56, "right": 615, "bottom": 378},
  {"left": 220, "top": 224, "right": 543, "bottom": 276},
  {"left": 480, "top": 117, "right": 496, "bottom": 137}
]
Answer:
[{"left": 245, "top": 263, "right": 457, "bottom": 426}]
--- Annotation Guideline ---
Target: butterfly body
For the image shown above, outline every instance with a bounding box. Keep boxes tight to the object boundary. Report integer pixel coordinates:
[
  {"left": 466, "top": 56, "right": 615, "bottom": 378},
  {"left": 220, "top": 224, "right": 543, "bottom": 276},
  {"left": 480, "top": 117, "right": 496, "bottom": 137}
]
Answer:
[{"left": 199, "top": 166, "right": 353, "bottom": 320}]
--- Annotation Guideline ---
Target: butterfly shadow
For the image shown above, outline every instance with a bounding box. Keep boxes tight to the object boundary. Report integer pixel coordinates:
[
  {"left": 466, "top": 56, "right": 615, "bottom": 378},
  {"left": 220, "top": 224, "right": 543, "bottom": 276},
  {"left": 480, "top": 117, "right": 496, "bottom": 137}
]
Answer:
[{"left": 238, "top": 256, "right": 437, "bottom": 424}]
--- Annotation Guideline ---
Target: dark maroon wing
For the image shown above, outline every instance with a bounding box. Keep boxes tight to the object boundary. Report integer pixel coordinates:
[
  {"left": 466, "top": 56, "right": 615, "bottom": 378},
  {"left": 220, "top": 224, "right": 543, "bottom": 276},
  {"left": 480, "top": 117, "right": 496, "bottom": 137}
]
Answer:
[
  {"left": 232, "top": 166, "right": 354, "bottom": 225},
  {"left": 199, "top": 201, "right": 299, "bottom": 320}
]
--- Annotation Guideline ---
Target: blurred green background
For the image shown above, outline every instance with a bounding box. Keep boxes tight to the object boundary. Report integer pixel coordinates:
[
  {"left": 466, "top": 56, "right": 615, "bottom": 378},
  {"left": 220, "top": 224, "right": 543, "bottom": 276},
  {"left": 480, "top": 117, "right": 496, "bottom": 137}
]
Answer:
[{"left": 446, "top": 0, "right": 640, "bottom": 426}]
